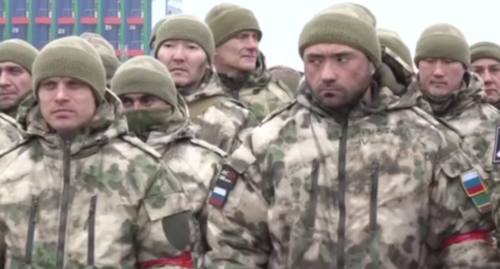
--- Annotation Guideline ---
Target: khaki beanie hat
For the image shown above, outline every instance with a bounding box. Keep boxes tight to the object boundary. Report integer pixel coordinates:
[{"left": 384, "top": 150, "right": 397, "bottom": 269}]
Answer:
[
  {"left": 377, "top": 28, "right": 413, "bottom": 68},
  {"left": 299, "top": 9, "right": 381, "bottom": 68},
  {"left": 319, "top": 2, "right": 377, "bottom": 27},
  {"left": 32, "top": 36, "right": 106, "bottom": 102},
  {"left": 470, "top": 41, "right": 500, "bottom": 64},
  {"left": 111, "top": 55, "right": 177, "bottom": 107},
  {"left": 414, "top": 23, "right": 469, "bottom": 67},
  {"left": 205, "top": 3, "right": 261, "bottom": 47},
  {"left": 154, "top": 14, "right": 215, "bottom": 64},
  {"left": 0, "top": 39, "right": 39, "bottom": 74},
  {"left": 150, "top": 17, "right": 168, "bottom": 50},
  {"left": 80, "top": 32, "right": 121, "bottom": 79},
  {"left": 269, "top": 65, "right": 302, "bottom": 92}
]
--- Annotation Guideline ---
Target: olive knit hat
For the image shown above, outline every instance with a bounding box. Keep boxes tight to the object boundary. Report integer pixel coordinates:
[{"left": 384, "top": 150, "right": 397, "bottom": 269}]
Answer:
[
  {"left": 205, "top": 3, "right": 261, "bottom": 47},
  {"left": 32, "top": 36, "right": 106, "bottom": 102},
  {"left": 319, "top": 2, "right": 377, "bottom": 27},
  {"left": 377, "top": 28, "right": 413, "bottom": 68},
  {"left": 150, "top": 17, "right": 168, "bottom": 50},
  {"left": 299, "top": 5, "right": 381, "bottom": 68},
  {"left": 80, "top": 32, "right": 121, "bottom": 79},
  {"left": 470, "top": 41, "right": 500, "bottom": 64},
  {"left": 154, "top": 14, "right": 215, "bottom": 64},
  {"left": 0, "top": 39, "right": 39, "bottom": 74},
  {"left": 414, "top": 23, "right": 469, "bottom": 67},
  {"left": 111, "top": 55, "right": 177, "bottom": 107}
]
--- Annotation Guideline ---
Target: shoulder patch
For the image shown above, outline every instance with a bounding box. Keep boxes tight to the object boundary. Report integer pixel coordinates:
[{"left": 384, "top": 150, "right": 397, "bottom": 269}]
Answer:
[
  {"left": 208, "top": 164, "right": 239, "bottom": 208},
  {"left": 460, "top": 169, "right": 491, "bottom": 213},
  {"left": 188, "top": 137, "right": 228, "bottom": 158},
  {"left": 120, "top": 135, "right": 162, "bottom": 159},
  {"left": 260, "top": 100, "right": 296, "bottom": 124},
  {"left": 493, "top": 126, "right": 500, "bottom": 164}
]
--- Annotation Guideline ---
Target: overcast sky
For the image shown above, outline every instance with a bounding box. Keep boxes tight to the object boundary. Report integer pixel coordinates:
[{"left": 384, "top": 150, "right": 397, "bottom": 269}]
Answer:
[{"left": 152, "top": 0, "right": 500, "bottom": 71}]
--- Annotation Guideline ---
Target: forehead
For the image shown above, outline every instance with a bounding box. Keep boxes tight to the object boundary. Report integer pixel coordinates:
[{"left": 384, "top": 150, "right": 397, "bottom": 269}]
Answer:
[
  {"left": 0, "top": 62, "right": 24, "bottom": 69},
  {"left": 304, "top": 43, "right": 362, "bottom": 57},
  {"left": 471, "top": 58, "right": 500, "bottom": 67}
]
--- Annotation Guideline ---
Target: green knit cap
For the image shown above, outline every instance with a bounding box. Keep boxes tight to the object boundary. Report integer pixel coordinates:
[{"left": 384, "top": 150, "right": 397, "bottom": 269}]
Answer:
[
  {"left": 111, "top": 55, "right": 177, "bottom": 107},
  {"left": 414, "top": 23, "right": 469, "bottom": 67},
  {"left": 0, "top": 38, "right": 39, "bottom": 74},
  {"left": 377, "top": 28, "right": 413, "bottom": 68},
  {"left": 470, "top": 41, "right": 500, "bottom": 64},
  {"left": 299, "top": 9, "right": 381, "bottom": 68},
  {"left": 154, "top": 14, "right": 215, "bottom": 64},
  {"left": 205, "top": 3, "right": 261, "bottom": 47},
  {"left": 32, "top": 36, "right": 106, "bottom": 102},
  {"left": 80, "top": 32, "right": 121, "bottom": 79},
  {"left": 319, "top": 2, "right": 377, "bottom": 27},
  {"left": 150, "top": 17, "right": 168, "bottom": 50}
]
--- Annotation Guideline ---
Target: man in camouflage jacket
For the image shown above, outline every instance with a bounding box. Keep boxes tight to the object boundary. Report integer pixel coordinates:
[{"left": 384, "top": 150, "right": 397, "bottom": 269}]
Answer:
[
  {"left": 0, "top": 37, "right": 199, "bottom": 269},
  {"left": 204, "top": 6, "right": 500, "bottom": 269}
]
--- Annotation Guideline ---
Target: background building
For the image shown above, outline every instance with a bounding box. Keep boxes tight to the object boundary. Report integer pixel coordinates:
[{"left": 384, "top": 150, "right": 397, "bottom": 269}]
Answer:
[{"left": 0, "top": 0, "right": 183, "bottom": 59}]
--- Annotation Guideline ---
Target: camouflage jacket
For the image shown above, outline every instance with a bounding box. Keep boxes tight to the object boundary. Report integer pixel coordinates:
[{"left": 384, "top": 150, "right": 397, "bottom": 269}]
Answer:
[
  {"left": 183, "top": 69, "right": 259, "bottom": 154},
  {"left": 205, "top": 83, "right": 500, "bottom": 268},
  {"left": 0, "top": 91, "right": 199, "bottom": 269},
  {"left": 413, "top": 72, "right": 500, "bottom": 163},
  {"left": 147, "top": 121, "right": 226, "bottom": 253},
  {"left": 219, "top": 51, "right": 293, "bottom": 121},
  {"left": 0, "top": 113, "right": 22, "bottom": 152}
]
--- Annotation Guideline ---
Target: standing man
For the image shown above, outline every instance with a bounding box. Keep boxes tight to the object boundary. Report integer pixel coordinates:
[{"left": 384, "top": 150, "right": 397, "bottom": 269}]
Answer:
[
  {"left": 206, "top": 8, "right": 500, "bottom": 268},
  {"left": 410, "top": 23, "right": 500, "bottom": 163},
  {"left": 205, "top": 3, "right": 292, "bottom": 121},
  {"left": 470, "top": 41, "right": 500, "bottom": 109},
  {"left": 0, "top": 36, "right": 200, "bottom": 268},
  {"left": 154, "top": 14, "right": 258, "bottom": 153}
]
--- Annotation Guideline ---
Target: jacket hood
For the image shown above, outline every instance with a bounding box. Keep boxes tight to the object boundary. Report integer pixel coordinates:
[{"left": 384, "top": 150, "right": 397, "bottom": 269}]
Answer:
[
  {"left": 182, "top": 66, "right": 227, "bottom": 103},
  {"left": 16, "top": 89, "right": 128, "bottom": 157},
  {"left": 296, "top": 78, "right": 418, "bottom": 119},
  {"left": 416, "top": 71, "right": 486, "bottom": 118}
]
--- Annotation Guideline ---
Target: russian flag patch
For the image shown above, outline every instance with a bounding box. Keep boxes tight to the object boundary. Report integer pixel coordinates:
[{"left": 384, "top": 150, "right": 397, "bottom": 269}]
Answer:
[
  {"left": 460, "top": 170, "right": 491, "bottom": 213},
  {"left": 209, "top": 165, "right": 239, "bottom": 208}
]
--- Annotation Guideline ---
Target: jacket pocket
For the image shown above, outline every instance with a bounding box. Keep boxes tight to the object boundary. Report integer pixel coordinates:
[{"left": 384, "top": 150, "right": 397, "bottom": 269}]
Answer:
[{"left": 25, "top": 195, "right": 39, "bottom": 264}]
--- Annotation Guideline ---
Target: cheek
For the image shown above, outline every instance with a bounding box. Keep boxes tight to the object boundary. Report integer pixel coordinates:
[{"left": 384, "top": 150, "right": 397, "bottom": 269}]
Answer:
[{"left": 156, "top": 49, "right": 172, "bottom": 65}]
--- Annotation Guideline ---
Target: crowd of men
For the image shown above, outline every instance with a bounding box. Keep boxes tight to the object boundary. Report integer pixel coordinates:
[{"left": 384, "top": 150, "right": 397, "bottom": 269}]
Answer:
[{"left": 0, "top": 1, "right": 499, "bottom": 268}]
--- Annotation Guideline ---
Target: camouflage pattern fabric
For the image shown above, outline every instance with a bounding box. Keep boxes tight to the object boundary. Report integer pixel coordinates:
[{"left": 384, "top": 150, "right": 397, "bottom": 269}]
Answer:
[
  {"left": 413, "top": 71, "right": 500, "bottom": 163},
  {"left": 0, "top": 113, "right": 22, "bottom": 152},
  {"left": 268, "top": 65, "right": 302, "bottom": 93},
  {"left": 147, "top": 121, "right": 226, "bottom": 258},
  {"left": 218, "top": 51, "right": 293, "bottom": 121},
  {"left": 205, "top": 83, "right": 500, "bottom": 268},
  {"left": 0, "top": 90, "right": 201, "bottom": 268},
  {"left": 183, "top": 67, "right": 259, "bottom": 153}
]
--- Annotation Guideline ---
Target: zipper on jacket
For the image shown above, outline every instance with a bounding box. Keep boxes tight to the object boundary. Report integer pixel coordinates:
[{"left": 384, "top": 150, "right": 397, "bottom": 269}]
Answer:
[
  {"left": 25, "top": 195, "right": 39, "bottom": 264},
  {"left": 369, "top": 162, "right": 380, "bottom": 269},
  {"left": 87, "top": 196, "right": 97, "bottom": 266},
  {"left": 336, "top": 116, "right": 349, "bottom": 269},
  {"left": 56, "top": 140, "right": 72, "bottom": 268}
]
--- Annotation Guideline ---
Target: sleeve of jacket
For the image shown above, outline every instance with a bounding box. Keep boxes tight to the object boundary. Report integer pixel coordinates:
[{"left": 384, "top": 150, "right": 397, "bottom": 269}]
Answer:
[
  {"left": 430, "top": 136, "right": 500, "bottom": 268},
  {"left": 136, "top": 163, "right": 202, "bottom": 269},
  {"left": 230, "top": 111, "right": 259, "bottom": 153},
  {"left": 205, "top": 137, "right": 272, "bottom": 268}
]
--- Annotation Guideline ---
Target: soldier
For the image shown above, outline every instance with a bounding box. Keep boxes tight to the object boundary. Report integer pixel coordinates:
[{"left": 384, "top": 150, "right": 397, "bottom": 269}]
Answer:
[
  {"left": 409, "top": 23, "right": 500, "bottom": 164},
  {"left": 0, "top": 39, "right": 39, "bottom": 148},
  {"left": 205, "top": 3, "right": 293, "bottom": 121},
  {"left": 268, "top": 65, "right": 302, "bottom": 93},
  {"left": 111, "top": 55, "right": 227, "bottom": 258},
  {"left": 0, "top": 36, "right": 200, "bottom": 268},
  {"left": 470, "top": 41, "right": 500, "bottom": 109},
  {"left": 154, "top": 14, "right": 258, "bottom": 153},
  {"left": 80, "top": 32, "right": 121, "bottom": 87},
  {"left": 205, "top": 7, "right": 500, "bottom": 268}
]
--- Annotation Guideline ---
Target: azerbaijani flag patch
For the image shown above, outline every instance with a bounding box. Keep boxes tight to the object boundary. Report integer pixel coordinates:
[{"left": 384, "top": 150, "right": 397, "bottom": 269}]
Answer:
[
  {"left": 460, "top": 170, "right": 491, "bottom": 213},
  {"left": 208, "top": 164, "right": 239, "bottom": 208}
]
